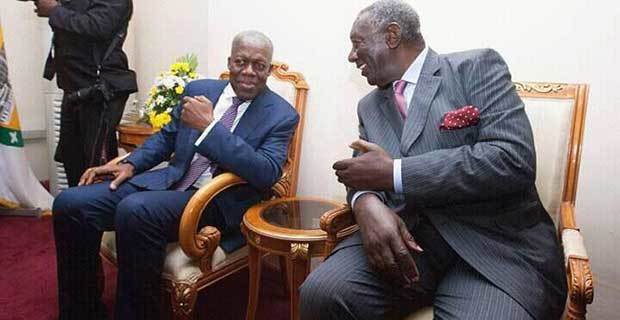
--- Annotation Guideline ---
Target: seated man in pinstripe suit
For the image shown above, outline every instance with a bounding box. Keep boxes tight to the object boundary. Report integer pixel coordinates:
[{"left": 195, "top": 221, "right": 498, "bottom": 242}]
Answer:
[{"left": 300, "top": 1, "right": 567, "bottom": 319}]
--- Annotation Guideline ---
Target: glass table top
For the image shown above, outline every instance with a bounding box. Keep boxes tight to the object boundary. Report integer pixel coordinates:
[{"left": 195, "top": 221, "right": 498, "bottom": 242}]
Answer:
[{"left": 260, "top": 199, "right": 339, "bottom": 230}]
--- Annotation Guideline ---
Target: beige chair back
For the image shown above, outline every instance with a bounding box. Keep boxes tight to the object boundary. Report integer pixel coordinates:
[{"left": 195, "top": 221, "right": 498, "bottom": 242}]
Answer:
[
  {"left": 515, "top": 82, "right": 589, "bottom": 226},
  {"left": 404, "top": 83, "right": 591, "bottom": 320}
]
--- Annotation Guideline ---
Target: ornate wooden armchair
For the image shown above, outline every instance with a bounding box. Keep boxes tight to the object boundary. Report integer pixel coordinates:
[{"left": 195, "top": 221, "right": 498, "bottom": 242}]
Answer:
[
  {"left": 320, "top": 82, "right": 593, "bottom": 320},
  {"left": 99, "top": 62, "right": 308, "bottom": 320}
]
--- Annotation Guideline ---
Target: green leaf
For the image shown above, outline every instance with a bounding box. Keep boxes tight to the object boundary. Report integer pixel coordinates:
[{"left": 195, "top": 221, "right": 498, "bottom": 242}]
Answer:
[{"left": 176, "top": 53, "right": 199, "bottom": 71}]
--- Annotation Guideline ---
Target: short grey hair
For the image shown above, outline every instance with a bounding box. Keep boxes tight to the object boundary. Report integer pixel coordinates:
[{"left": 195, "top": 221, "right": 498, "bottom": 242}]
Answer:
[
  {"left": 359, "top": 0, "right": 422, "bottom": 43},
  {"left": 231, "top": 30, "right": 274, "bottom": 62}
]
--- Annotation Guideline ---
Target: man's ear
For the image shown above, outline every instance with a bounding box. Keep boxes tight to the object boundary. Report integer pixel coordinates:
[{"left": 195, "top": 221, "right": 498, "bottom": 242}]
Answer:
[
  {"left": 227, "top": 56, "right": 232, "bottom": 70},
  {"left": 385, "top": 22, "right": 402, "bottom": 49}
]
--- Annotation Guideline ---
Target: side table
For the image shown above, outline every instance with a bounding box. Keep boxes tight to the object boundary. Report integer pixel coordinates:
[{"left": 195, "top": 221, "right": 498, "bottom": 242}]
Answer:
[
  {"left": 241, "top": 197, "right": 354, "bottom": 320},
  {"left": 116, "top": 123, "right": 157, "bottom": 152}
]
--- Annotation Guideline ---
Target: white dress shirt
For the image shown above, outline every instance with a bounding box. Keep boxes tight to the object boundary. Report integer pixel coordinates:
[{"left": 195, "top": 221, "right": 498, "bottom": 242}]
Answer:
[
  {"left": 191, "top": 84, "right": 252, "bottom": 188},
  {"left": 351, "top": 46, "right": 429, "bottom": 209}
]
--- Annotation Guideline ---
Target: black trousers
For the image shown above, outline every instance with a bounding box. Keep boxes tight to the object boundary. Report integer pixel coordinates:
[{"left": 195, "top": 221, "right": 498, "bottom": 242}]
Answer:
[{"left": 55, "top": 93, "right": 128, "bottom": 187}]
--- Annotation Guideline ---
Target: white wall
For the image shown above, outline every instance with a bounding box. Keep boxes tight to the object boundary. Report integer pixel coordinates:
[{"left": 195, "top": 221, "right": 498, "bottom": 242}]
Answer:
[
  {"left": 205, "top": 0, "right": 369, "bottom": 202},
  {"left": 203, "top": 0, "right": 619, "bottom": 317},
  {"left": 1, "top": 0, "right": 618, "bottom": 316},
  {"left": 131, "top": 0, "right": 210, "bottom": 105}
]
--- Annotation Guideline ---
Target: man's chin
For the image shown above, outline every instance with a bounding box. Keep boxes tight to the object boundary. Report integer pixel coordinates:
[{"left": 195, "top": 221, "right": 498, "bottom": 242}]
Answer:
[
  {"left": 371, "top": 77, "right": 392, "bottom": 89},
  {"left": 236, "top": 89, "right": 260, "bottom": 100}
]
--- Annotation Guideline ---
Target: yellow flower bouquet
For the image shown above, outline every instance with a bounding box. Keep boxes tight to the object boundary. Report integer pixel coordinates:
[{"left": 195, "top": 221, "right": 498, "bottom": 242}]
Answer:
[{"left": 142, "top": 54, "right": 199, "bottom": 129}]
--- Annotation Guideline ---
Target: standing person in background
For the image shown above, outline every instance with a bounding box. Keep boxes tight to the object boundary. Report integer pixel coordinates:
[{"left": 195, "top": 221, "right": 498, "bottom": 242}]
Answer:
[{"left": 33, "top": 0, "right": 137, "bottom": 186}]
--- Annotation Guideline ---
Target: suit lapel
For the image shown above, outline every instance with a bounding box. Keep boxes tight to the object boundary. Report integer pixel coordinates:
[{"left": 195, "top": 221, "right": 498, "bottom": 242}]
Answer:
[
  {"left": 401, "top": 49, "right": 441, "bottom": 154},
  {"left": 378, "top": 88, "right": 404, "bottom": 139},
  {"left": 233, "top": 88, "right": 273, "bottom": 141}
]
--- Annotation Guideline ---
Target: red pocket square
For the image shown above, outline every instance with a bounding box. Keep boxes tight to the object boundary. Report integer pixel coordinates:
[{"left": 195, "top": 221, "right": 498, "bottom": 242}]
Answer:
[{"left": 440, "top": 105, "right": 480, "bottom": 130}]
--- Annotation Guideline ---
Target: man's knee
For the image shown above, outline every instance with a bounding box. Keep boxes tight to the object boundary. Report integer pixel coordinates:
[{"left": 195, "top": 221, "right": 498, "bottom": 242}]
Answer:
[
  {"left": 53, "top": 183, "right": 114, "bottom": 215},
  {"left": 299, "top": 267, "right": 327, "bottom": 306},
  {"left": 114, "top": 194, "right": 149, "bottom": 232},
  {"left": 299, "top": 262, "right": 354, "bottom": 320},
  {"left": 52, "top": 187, "right": 86, "bottom": 217}
]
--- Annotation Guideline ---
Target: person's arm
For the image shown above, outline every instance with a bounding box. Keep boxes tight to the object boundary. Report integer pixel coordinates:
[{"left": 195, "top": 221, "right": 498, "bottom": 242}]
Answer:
[
  {"left": 402, "top": 49, "right": 536, "bottom": 206},
  {"left": 334, "top": 106, "right": 421, "bottom": 287},
  {"left": 195, "top": 109, "right": 299, "bottom": 191},
  {"left": 47, "top": 0, "right": 130, "bottom": 40},
  {"left": 78, "top": 161, "right": 134, "bottom": 190},
  {"left": 124, "top": 98, "right": 181, "bottom": 175}
]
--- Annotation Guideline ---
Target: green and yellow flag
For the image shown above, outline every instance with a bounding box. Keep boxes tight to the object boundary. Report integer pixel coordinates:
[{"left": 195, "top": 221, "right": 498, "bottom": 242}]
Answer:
[{"left": 0, "top": 19, "right": 53, "bottom": 213}]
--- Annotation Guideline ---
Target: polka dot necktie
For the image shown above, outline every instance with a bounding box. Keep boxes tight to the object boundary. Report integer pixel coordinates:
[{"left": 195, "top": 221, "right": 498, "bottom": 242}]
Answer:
[{"left": 173, "top": 97, "right": 245, "bottom": 191}]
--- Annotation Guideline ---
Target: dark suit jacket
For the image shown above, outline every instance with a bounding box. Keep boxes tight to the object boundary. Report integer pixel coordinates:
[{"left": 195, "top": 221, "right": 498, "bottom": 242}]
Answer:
[
  {"left": 349, "top": 49, "right": 567, "bottom": 319},
  {"left": 46, "top": 0, "right": 137, "bottom": 94},
  {"left": 126, "top": 79, "right": 299, "bottom": 251}
]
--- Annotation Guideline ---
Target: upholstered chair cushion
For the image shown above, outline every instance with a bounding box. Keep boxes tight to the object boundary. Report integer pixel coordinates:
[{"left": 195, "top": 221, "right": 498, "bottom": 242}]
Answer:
[
  {"left": 404, "top": 307, "right": 433, "bottom": 320},
  {"left": 522, "top": 97, "right": 574, "bottom": 225},
  {"left": 101, "top": 231, "right": 247, "bottom": 282},
  {"left": 562, "top": 229, "right": 588, "bottom": 265},
  {"left": 266, "top": 76, "right": 297, "bottom": 104}
]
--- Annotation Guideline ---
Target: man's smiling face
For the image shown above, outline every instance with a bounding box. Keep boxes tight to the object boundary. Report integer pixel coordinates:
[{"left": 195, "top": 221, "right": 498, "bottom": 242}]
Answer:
[{"left": 348, "top": 15, "right": 392, "bottom": 88}]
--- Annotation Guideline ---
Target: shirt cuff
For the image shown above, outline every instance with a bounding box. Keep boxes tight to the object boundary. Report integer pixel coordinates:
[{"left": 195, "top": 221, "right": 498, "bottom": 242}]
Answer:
[
  {"left": 351, "top": 191, "right": 385, "bottom": 210},
  {"left": 194, "top": 121, "right": 218, "bottom": 146},
  {"left": 393, "top": 159, "right": 403, "bottom": 193}
]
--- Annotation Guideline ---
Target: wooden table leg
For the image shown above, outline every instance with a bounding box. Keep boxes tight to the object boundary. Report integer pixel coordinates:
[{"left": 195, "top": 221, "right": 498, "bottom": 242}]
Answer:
[
  {"left": 246, "top": 244, "right": 262, "bottom": 320},
  {"left": 289, "top": 243, "right": 310, "bottom": 320},
  {"left": 279, "top": 255, "right": 289, "bottom": 296}
]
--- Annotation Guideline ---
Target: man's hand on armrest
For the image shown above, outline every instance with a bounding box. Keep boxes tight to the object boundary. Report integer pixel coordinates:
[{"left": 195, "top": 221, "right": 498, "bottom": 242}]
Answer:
[
  {"left": 79, "top": 161, "right": 135, "bottom": 191},
  {"left": 353, "top": 193, "right": 423, "bottom": 287}
]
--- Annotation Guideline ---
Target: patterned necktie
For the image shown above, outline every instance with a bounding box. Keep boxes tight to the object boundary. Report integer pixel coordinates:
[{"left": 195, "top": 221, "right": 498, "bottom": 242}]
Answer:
[
  {"left": 393, "top": 80, "right": 408, "bottom": 118},
  {"left": 174, "top": 97, "right": 245, "bottom": 191}
]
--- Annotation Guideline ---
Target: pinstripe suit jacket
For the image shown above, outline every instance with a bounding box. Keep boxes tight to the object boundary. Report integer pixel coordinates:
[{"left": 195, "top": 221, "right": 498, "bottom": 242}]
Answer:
[{"left": 348, "top": 48, "right": 567, "bottom": 319}]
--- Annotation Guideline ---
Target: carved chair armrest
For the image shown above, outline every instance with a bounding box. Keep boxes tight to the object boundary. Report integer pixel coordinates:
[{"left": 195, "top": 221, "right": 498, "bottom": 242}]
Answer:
[
  {"left": 320, "top": 205, "right": 357, "bottom": 256},
  {"left": 178, "top": 173, "right": 247, "bottom": 272},
  {"left": 559, "top": 202, "right": 594, "bottom": 318}
]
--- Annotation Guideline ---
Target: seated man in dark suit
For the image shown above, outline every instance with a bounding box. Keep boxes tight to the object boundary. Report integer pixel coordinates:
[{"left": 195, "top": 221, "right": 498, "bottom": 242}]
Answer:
[
  {"left": 52, "top": 30, "right": 299, "bottom": 320},
  {"left": 300, "top": 1, "right": 566, "bottom": 319}
]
